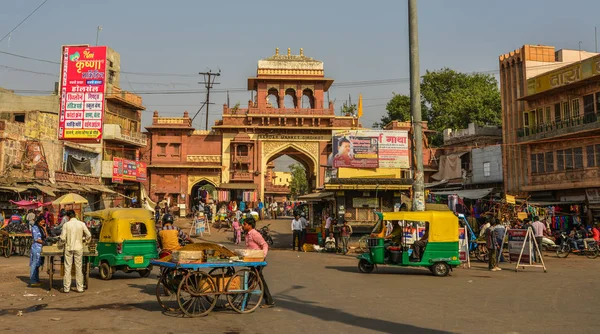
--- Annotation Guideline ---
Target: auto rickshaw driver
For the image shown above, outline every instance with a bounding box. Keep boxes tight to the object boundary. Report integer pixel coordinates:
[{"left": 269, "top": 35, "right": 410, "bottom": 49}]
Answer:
[{"left": 158, "top": 214, "right": 189, "bottom": 258}]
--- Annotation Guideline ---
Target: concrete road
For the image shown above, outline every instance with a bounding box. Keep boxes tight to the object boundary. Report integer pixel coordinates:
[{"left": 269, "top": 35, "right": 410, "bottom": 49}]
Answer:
[{"left": 0, "top": 221, "right": 597, "bottom": 333}]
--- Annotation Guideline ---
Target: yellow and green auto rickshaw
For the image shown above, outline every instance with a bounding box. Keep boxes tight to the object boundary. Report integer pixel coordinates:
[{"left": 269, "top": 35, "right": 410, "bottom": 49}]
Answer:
[
  {"left": 357, "top": 211, "right": 461, "bottom": 277},
  {"left": 85, "top": 208, "right": 159, "bottom": 280}
]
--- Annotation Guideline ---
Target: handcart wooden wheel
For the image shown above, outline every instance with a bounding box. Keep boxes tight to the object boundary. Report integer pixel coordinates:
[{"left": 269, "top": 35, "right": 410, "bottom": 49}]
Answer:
[{"left": 151, "top": 260, "right": 267, "bottom": 317}]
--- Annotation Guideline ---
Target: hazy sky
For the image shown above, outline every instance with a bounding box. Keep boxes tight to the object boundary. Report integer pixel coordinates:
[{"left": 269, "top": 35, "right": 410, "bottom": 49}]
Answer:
[{"left": 2, "top": 0, "right": 600, "bottom": 168}]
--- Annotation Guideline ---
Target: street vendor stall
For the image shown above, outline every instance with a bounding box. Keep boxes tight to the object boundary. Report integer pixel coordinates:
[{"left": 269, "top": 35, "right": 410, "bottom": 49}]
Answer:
[
  {"left": 41, "top": 243, "right": 97, "bottom": 291},
  {"left": 52, "top": 193, "right": 88, "bottom": 220},
  {"left": 152, "top": 243, "right": 267, "bottom": 317}
]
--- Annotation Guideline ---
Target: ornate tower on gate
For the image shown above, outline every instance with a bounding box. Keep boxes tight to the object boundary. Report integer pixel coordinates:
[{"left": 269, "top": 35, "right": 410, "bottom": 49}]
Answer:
[{"left": 248, "top": 47, "right": 334, "bottom": 111}]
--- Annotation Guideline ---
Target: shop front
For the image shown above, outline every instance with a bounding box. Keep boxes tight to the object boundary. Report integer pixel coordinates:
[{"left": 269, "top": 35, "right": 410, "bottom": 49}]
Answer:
[
  {"left": 324, "top": 179, "right": 413, "bottom": 234},
  {"left": 297, "top": 192, "right": 335, "bottom": 245}
]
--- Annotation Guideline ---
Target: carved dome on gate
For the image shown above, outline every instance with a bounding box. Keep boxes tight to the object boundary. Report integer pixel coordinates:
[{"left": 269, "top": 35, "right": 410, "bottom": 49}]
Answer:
[{"left": 257, "top": 48, "right": 324, "bottom": 76}]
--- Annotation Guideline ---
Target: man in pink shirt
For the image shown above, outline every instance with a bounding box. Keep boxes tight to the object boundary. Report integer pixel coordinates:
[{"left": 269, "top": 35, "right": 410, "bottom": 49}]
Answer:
[{"left": 243, "top": 217, "right": 274, "bottom": 308}]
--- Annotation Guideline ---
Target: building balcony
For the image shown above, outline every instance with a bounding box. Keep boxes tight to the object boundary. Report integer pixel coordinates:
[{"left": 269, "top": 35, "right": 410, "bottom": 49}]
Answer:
[
  {"left": 232, "top": 155, "right": 251, "bottom": 164},
  {"left": 230, "top": 170, "right": 254, "bottom": 181},
  {"left": 55, "top": 170, "right": 100, "bottom": 184},
  {"left": 523, "top": 168, "right": 600, "bottom": 191},
  {"left": 517, "top": 113, "right": 600, "bottom": 142},
  {"left": 223, "top": 106, "right": 334, "bottom": 116},
  {"left": 106, "top": 86, "right": 145, "bottom": 110},
  {"left": 265, "top": 184, "right": 289, "bottom": 194},
  {"left": 103, "top": 124, "right": 147, "bottom": 147}
]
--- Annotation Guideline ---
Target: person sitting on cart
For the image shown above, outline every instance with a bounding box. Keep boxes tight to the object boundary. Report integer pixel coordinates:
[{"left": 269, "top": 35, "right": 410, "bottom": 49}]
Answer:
[
  {"left": 158, "top": 214, "right": 189, "bottom": 256},
  {"left": 411, "top": 224, "right": 429, "bottom": 262},
  {"left": 242, "top": 216, "right": 275, "bottom": 308}
]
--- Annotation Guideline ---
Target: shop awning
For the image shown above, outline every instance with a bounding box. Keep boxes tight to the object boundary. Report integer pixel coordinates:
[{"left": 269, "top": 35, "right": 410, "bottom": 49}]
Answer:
[
  {"left": 298, "top": 192, "right": 335, "bottom": 201},
  {"left": 32, "top": 184, "right": 56, "bottom": 197},
  {"left": 324, "top": 184, "right": 412, "bottom": 191},
  {"left": 218, "top": 183, "right": 257, "bottom": 190},
  {"left": 0, "top": 186, "right": 28, "bottom": 193},
  {"left": 87, "top": 184, "right": 116, "bottom": 194},
  {"left": 430, "top": 188, "right": 494, "bottom": 199}
]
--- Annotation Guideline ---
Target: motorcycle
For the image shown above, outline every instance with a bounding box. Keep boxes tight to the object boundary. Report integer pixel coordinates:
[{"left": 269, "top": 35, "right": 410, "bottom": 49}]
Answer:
[
  {"left": 259, "top": 224, "right": 274, "bottom": 246},
  {"left": 556, "top": 232, "right": 599, "bottom": 259}
]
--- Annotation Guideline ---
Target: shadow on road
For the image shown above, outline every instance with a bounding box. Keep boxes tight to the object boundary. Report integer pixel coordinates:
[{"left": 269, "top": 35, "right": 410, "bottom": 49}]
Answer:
[
  {"left": 324, "top": 265, "right": 432, "bottom": 276},
  {"left": 273, "top": 287, "right": 450, "bottom": 334}
]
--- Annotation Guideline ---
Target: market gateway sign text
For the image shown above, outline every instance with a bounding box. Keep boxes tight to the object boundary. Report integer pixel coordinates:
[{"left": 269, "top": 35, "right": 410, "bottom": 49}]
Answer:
[{"left": 59, "top": 45, "right": 107, "bottom": 141}]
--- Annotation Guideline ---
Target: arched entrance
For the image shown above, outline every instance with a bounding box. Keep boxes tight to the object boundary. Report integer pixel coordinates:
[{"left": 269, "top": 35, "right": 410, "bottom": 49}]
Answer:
[
  {"left": 261, "top": 142, "right": 319, "bottom": 202},
  {"left": 190, "top": 180, "right": 216, "bottom": 212}
]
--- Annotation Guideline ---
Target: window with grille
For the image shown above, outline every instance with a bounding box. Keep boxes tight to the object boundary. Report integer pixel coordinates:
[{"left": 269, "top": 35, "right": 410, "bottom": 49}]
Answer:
[
  {"left": 571, "top": 99, "right": 580, "bottom": 117},
  {"left": 588, "top": 145, "right": 596, "bottom": 167},
  {"left": 557, "top": 150, "right": 565, "bottom": 171},
  {"left": 565, "top": 148, "right": 573, "bottom": 169},
  {"left": 530, "top": 154, "right": 537, "bottom": 173},
  {"left": 483, "top": 162, "right": 491, "bottom": 177},
  {"left": 574, "top": 147, "right": 583, "bottom": 169},
  {"left": 554, "top": 103, "right": 561, "bottom": 122},
  {"left": 563, "top": 101, "right": 570, "bottom": 120},
  {"left": 545, "top": 106, "right": 551, "bottom": 123},
  {"left": 545, "top": 152, "right": 554, "bottom": 172},
  {"left": 537, "top": 153, "right": 545, "bottom": 173}
]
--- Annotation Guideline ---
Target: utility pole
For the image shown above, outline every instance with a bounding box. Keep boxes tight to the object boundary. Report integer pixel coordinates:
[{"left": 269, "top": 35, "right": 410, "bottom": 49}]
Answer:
[
  {"left": 96, "top": 26, "right": 102, "bottom": 46},
  {"left": 409, "top": 0, "right": 424, "bottom": 211},
  {"left": 199, "top": 70, "right": 221, "bottom": 130}
]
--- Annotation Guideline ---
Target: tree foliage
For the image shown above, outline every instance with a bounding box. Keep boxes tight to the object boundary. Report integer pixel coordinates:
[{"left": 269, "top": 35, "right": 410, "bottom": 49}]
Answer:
[
  {"left": 288, "top": 163, "right": 308, "bottom": 198},
  {"left": 374, "top": 68, "right": 502, "bottom": 142}
]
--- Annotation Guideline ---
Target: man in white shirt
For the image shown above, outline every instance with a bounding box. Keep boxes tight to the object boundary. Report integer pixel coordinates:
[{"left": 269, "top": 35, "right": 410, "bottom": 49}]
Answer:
[
  {"left": 291, "top": 214, "right": 303, "bottom": 251},
  {"left": 531, "top": 216, "right": 546, "bottom": 263},
  {"left": 271, "top": 202, "right": 278, "bottom": 219},
  {"left": 325, "top": 215, "right": 333, "bottom": 240},
  {"left": 479, "top": 218, "right": 491, "bottom": 238},
  {"left": 60, "top": 210, "right": 91, "bottom": 293}
]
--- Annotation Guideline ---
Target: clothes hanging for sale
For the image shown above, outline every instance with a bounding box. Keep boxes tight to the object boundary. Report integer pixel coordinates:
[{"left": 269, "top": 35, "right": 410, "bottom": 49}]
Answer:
[{"left": 218, "top": 190, "right": 230, "bottom": 202}]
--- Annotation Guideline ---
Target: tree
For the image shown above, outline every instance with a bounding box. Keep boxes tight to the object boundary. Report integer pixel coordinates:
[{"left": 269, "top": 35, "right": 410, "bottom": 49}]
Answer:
[
  {"left": 374, "top": 68, "right": 501, "bottom": 142},
  {"left": 339, "top": 103, "right": 357, "bottom": 116},
  {"left": 372, "top": 93, "right": 428, "bottom": 128},
  {"left": 421, "top": 68, "right": 501, "bottom": 132},
  {"left": 288, "top": 163, "right": 308, "bottom": 198}
]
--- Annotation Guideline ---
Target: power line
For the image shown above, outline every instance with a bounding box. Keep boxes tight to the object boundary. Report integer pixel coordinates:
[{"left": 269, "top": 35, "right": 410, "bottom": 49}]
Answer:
[{"left": 0, "top": 0, "right": 49, "bottom": 44}]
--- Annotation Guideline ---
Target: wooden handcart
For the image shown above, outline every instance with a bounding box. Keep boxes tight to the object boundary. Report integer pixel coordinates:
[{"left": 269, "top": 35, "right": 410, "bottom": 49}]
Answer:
[
  {"left": 151, "top": 259, "right": 267, "bottom": 317},
  {"left": 41, "top": 246, "right": 98, "bottom": 291}
]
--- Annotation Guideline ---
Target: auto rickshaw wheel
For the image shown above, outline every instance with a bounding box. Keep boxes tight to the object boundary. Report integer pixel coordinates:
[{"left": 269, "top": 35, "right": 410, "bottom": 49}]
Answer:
[
  {"left": 99, "top": 262, "right": 113, "bottom": 280},
  {"left": 139, "top": 267, "right": 152, "bottom": 278},
  {"left": 431, "top": 262, "right": 450, "bottom": 277},
  {"left": 358, "top": 259, "right": 375, "bottom": 273}
]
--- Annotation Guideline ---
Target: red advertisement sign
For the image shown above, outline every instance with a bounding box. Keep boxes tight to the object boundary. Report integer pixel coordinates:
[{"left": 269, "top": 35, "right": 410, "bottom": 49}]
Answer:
[
  {"left": 112, "top": 158, "right": 123, "bottom": 184},
  {"left": 123, "top": 159, "right": 137, "bottom": 181},
  {"left": 136, "top": 162, "right": 147, "bottom": 182},
  {"left": 59, "top": 45, "right": 107, "bottom": 141},
  {"left": 112, "top": 158, "right": 147, "bottom": 183},
  {"left": 332, "top": 134, "right": 379, "bottom": 168}
]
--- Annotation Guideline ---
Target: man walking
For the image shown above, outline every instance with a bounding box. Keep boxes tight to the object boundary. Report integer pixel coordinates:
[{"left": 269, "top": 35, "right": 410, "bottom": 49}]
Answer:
[
  {"left": 60, "top": 210, "right": 91, "bottom": 293},
  {"left": 291, "top": 214, "right": 303, "bottom": 251},
  {"left": 340, "top": 220, "right": 353, "bottom": 255},
  {"left": 300, "top": 213, "right": 308, "bottom": 248},
  {"left": 486, "top": 219, "right": 501, "bottom": 271},
  {"left": 257, "top": 199, "right": 264, "bottom": 220},
  {"left": 270, "top": 201, "right": 278, "bottom": 219},
  {"left": 531, "top": 216, "right": 546, "bottom": 262}
]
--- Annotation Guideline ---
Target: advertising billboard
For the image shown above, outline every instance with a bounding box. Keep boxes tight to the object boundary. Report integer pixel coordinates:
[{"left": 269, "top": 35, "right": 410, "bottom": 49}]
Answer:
[
  {"left": 112, "top": 158, "right": 147, "bottom": 182},
  {"left": 59, "top": 45, "right": 107, "bottom": 141},
  {"left": 331, "top": 130, "right": 409, "bottom": 169}
]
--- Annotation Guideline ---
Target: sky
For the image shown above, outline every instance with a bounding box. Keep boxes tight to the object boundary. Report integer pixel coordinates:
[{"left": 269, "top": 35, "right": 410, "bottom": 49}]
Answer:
[{"left": 2, "top": 0, "right": 600, "bottom": 169}]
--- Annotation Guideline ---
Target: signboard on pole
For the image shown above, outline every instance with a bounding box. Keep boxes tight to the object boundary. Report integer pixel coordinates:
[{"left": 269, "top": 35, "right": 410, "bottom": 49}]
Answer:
[
  {"left": 508, "top": 229, "right": 530, "bottom": 262},
  {"left": 331, "top": 130, "right": 409, "bottom": 169},
  {"left": 136, "top": 162, "right": 147, "bottom": 182},
  {"left": 59, "top": 45, "right": 107, "bottom": 141}
]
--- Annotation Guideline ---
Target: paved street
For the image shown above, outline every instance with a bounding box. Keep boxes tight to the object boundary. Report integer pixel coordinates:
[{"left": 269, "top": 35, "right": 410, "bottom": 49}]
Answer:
[{"left": 0, "top": 219, "right": 597, "bottom": 334}]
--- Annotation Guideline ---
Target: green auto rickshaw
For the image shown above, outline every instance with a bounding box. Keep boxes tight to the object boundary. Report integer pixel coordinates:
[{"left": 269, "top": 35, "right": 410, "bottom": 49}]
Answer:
[
  {"left": 357, "top": 211, "right": 461, "bottom": 277},
  {"left": 85, "top": 208, "right": 158, "bottom": 280}
]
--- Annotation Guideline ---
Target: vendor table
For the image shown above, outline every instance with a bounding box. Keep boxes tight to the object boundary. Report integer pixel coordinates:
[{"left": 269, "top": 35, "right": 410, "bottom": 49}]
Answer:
[
  {"left": 151, "top": 259, "right": 267, "bottom": 317},
  {"left": 41, "top": 248, "right": 98, "bottom": 291}
]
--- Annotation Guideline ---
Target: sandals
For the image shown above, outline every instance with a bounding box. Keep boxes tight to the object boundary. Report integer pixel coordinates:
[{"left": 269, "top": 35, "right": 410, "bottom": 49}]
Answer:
[{"left": 260, "top": 303, "right": 275, "bottom": 309}]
